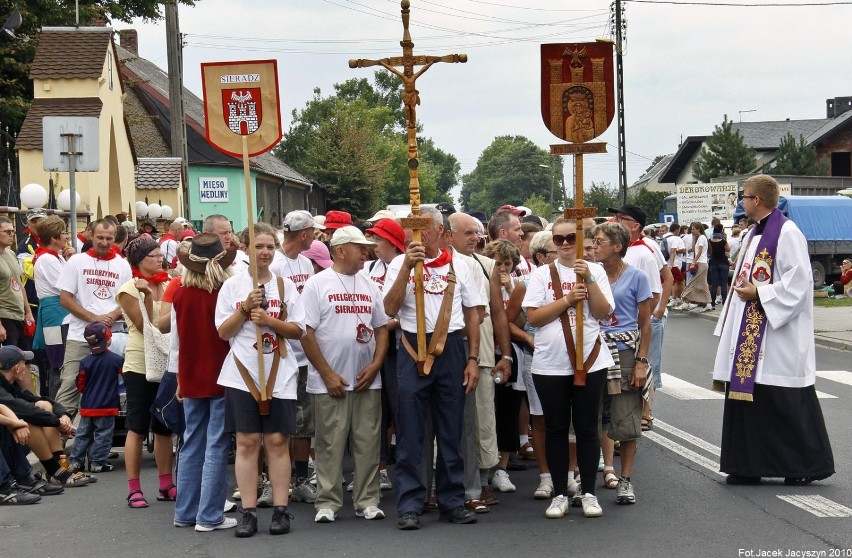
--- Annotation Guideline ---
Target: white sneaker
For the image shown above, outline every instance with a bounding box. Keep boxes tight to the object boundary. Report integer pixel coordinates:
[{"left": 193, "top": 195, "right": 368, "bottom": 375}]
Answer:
[
  {"left": 683, "top": 303, "right": 697, "bottom": 310},
  {"left": 224, "top": 499, "right": 237, "bottom": 513},
  {"left": 379, "top": 469, "right": 393, "bottom": 491},
  {"left": 616, "top": 478, "right": 636, "bottom": 505},
  {"left": 232, "top": 488, "right": 241, "bottom": 500},
  {"left": 545, "top": 495, "right": 570, "bottom": 518},
  {"left": 491, "top": 469, "right": 516, "bottom": 493},
  {"left": 308, "top": 471, "right": 317, "bottom": 487},
  {"left": 672, "top": 301, "right": 683, "bottom": 310},
  {"left": 666, "top": 298, "right": 677, "bottom": 308},
  {"left": 315, "top": 508, "right": 336, "bottom": 523},
  {"left": 581, "top": 493, "right": 603, "bottom": 517},
  {"left": 715, "top": 296, "right": 722, "bottom": 305},
  {"left": 534, "top": 478, "right": 554, "bottom": 500},
  {"left": 356, "top": 505, "right": 385, "bottom": 520},
  {"left": 257, "top": 474, "right": 273, "bottom": 508},
  {"left": 195, "top": 517, "right": 238, "bottom": 532},
  {"left": 291, "top": 477, "right": 318, "bottom": 503},
  {"left": 566, "top": 478, "right": 581, "bottom": 497}
]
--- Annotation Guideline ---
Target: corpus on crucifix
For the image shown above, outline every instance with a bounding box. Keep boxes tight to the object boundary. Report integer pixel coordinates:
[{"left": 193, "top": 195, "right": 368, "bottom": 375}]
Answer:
[{"left": 349, "top": 0, "right": 466, "bottom": 374}]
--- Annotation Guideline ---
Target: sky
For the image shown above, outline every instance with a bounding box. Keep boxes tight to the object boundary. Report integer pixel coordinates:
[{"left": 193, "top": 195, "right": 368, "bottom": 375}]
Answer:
[{"left": 123, "top": 0, "right": 852, "bottom": 204}]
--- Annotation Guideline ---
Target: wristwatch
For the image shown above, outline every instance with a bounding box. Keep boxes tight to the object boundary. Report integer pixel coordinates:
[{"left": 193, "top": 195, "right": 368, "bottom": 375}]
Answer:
[
  {"left": 468, "top": 356, "right": 480, "bottom": 364},
  {"left": 585, "top": 274, "right": 597, "bottom": 284},
  {"left": 635, "top": 357, "right": 650, "bottom": 365}
]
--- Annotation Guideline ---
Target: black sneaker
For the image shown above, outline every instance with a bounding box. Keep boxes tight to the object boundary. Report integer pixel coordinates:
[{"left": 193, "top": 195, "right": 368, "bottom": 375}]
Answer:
[
  {"left": 16, "top": 473, "right": 64, "bottom": 496},
  {"left": 439, "top": 506, "right": 478, "bottom": 525},
  {"left": 89, "top": 463, "right": 116, "bottom": 473},
  {"left": 235, "top": 510, "right": 258, "bottom": 538},
  {"left": 270, "top": 506, "right": 293, "bottom": 535},
  {"left": 397, "top": 512, "right": 421, "bottom": 530},
  {"left": 0, "top": 482, "right": 42, "bottom": 505}
]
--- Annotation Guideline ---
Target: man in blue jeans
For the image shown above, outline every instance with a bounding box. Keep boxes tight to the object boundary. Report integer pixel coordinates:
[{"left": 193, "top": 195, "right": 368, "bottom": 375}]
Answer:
[{"left": 383, "top": 207, "right": 483, "bottom": 530}]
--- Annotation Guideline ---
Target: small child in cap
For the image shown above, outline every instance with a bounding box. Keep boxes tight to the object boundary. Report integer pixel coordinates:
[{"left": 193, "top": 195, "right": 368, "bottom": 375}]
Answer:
[{"left": 68, "top": 322, "right": 124, "bottom": 473}]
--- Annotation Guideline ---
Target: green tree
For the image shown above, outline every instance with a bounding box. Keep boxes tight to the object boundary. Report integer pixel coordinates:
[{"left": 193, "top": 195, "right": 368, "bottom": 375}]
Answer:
[
  {"left": 582, "top": 181, "right": 619, "bottom": 217},
  {"left": 0, "top": 0, "right": 197, "bottom": 132},
  {"left": 522, "top": 193, "right": 553, "bottom": 220},
  {"left": 692, "top": 115, "right": 756, "bottom": 182},
  {"left": 460, "top": 135, "right": 557, "bottom": 215},
  {"left": 629, "top": 187, "right": 669, "bottom": 225},
  {"left": 294, "top": 99, "right": 394, "bottom": 216},
  {"left": 645, "top": 154, "right": 667, "bottom": 174},
  {"left": 277, "top": 72, "right": 458, "bottom": 215},
  {"left": 771, "top": 133, "right": 828, "bottom": 176}
]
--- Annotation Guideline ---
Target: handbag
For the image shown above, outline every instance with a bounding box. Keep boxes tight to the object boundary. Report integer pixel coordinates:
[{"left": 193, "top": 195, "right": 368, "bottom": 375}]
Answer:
[
  {"left": 138, "top": 293, "right": 169, "bottom": 383},
  {"left": 150, "top": 372, "right": 183, "bottom": 436}
]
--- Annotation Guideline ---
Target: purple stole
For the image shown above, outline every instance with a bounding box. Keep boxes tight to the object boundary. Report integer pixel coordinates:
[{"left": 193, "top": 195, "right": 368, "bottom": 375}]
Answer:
[{"left": 728, "top": 209, "right": 788, "bottom": 401}]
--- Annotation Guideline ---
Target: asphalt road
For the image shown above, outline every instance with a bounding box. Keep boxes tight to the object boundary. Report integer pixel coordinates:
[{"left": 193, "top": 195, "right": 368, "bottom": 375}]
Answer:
[{"left": 5, "top": 313, "right": 850, "bottom": 558}]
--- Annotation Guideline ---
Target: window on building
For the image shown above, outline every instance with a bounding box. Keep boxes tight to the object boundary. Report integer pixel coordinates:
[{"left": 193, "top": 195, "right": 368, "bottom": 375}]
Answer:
[{"left": 831, "top": 152, "right": 851, "bottom": 177}]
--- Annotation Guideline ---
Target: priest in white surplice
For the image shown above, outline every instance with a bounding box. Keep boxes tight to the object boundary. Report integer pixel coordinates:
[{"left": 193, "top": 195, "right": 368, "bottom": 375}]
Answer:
[{"left": 712, "top": 175, "right": 833, "bottom": 486}]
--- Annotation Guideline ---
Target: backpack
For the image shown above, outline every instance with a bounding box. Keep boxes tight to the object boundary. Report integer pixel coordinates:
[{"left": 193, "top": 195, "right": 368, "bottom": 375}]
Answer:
[{"left": 660, "top": 234, "right": 671, "bottom": 263}]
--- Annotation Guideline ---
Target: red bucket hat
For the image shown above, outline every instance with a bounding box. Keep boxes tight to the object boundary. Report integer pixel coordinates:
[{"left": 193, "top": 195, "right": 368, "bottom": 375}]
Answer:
[
  {"left": 324, "top": 210, "right": 353, "bottom": 231},
  {"left": 366, "top": 218, "right": 405, "bottom": 253}
]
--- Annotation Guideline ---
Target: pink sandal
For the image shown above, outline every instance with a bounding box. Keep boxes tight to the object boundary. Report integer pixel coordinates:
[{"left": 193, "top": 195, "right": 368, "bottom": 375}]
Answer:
[
  {"left": 157, "top": 484, "right": 177, "bottom": 501},
  {"left": 127, "top": 489, "right": 149, "bottom": 508}
]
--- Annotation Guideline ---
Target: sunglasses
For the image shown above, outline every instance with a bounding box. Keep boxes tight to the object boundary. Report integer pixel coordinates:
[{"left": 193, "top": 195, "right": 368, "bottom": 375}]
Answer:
[{"left": 552, "top": 233, "right": 577, "bottom": 246}]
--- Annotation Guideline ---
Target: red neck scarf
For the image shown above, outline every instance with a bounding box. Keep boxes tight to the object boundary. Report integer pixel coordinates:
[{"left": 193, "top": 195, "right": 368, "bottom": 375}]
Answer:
[
  {"left": 85, "top": 248, "right": 117, "bottom": 261},
  {"left": 132, "top": 267, "right": 171, "bottom": 284},
  {"left": 424, "top": 248, "right": 453, "bottom": 268},
  {"left": 32, "top": 246, "right": 60, "bottom": 265},
  {"left": 159, "top": 234, "right": 176, "bottom": 244}
]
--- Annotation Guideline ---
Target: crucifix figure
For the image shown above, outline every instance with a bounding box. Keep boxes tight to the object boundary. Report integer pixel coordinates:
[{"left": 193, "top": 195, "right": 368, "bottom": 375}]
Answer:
[{"left": 350, "top": 0, "right": 466, "bottom": 373}]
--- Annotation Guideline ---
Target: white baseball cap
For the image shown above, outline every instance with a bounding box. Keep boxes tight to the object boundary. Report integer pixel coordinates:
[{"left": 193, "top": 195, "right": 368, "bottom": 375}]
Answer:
[
  {"left": 283, "top": 210, "right": 325, "bottom": 232},
  {"left": 330, "top": 225, "right": 377, "bottom": 247}
]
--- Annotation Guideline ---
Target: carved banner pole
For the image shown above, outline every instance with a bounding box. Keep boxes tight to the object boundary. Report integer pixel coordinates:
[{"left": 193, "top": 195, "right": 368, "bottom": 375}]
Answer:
[
  {"left": 350, "top": 0, "right": 466, "bottom": 375},
  {"left": 201, "top": 59, "right": 282, "bottom": 411},
  {"left": 541, "top": 42, "right": 615, "bottom": 386}
]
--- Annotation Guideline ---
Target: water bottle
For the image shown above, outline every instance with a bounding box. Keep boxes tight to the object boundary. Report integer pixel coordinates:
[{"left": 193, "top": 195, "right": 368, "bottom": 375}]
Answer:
[{"left": 493, "top": 372, "right": 503, "bottom": 384}]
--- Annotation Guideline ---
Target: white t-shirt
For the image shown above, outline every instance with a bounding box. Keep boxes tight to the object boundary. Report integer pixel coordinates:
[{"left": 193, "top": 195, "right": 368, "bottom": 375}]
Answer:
[
  {"left": 668, "top": 235, "right": 686, "bottom": 267},
  {"left": 512, "top": 254, "right": 533, "bottom": 279},
  {"left": 682, "top": 234, "right": 694, "bottom": 265},
  {"left": 625, "top": 243, "right": 662, "bottom": 294},
  {"left": 298, "top": 269, "right": 389, "bottom": 394},
  {"left": 161, "top": 238, "right": 179, "bottom": 268},
  {"left": 521, "top": 261, "right": 614, "bottom": 376},
  {"left": 56, "top": 252, "right": 132, "bottom": 342},
  {"left": 383, "top": 250, "right": 482, "bottom": 333},
  {"left": 34, "top": 252, "right": 65, "bottom": 299},
  {"left": 232, "top": 249, "right": 250, "bottom": 275},
  {"left": 269, "top": 252, "right": 314, "bottom": 366},
  {"left": 215, "top": 271, "right": 304, "bottom": 399},
  {"left": 361, "top": 259, "right": 390, "bottom": 292},
  {"left": 693, "top": 235, "right": 709, "bottom": 264}
]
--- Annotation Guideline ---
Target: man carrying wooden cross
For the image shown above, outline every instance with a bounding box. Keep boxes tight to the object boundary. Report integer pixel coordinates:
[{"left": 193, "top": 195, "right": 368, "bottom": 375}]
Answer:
[{"left": 383, "top": 206, "right": 482, "bottom": 530}]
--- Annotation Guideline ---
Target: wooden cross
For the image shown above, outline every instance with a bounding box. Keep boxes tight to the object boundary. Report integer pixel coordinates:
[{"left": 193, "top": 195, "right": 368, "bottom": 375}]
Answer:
[{"left": 350, "top": 0, "right": 466, "bottom": 374}]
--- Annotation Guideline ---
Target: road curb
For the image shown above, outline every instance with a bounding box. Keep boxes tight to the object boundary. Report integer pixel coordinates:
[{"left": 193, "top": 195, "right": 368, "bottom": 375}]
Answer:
[{"left": 670, "top": 308, "right": 849, "bottom": 351}]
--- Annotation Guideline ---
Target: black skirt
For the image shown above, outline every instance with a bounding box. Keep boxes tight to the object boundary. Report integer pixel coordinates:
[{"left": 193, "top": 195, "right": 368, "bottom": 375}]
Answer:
[{"left": 720, "top": 383, "right": 834, "bottom": 480}]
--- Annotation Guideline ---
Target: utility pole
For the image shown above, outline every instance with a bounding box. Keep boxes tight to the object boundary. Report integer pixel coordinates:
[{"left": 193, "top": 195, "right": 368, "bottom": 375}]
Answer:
[
  {"left": 165, "top": 2, "right": 190, "bottom": 219},
  {"left": 613, "top": 0, "right": 627, "bottom": 204}
]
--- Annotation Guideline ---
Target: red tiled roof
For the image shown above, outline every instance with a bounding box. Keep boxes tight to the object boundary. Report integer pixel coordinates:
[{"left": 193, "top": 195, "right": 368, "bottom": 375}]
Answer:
[
  {"left": 30, "top": 28, "right": 113, "bottom": 80},
  {"left": 16, "top": 98, "right": 103, "bottom": 150}
]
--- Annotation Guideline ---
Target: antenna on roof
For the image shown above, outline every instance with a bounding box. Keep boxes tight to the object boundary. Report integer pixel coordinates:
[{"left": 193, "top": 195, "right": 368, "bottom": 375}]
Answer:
[{"left": 738, "top": 109, "right": 756, "bottom": 122}]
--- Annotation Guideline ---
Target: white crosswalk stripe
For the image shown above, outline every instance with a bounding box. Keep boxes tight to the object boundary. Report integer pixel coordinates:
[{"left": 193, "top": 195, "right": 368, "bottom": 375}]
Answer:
[
  {"left": 658, "top": 374, "right": 722, "bottom": 400},
  {"left": 816, "top": 370, "right": 852, "bottom": 387},
  {"left": 658, "top": 373, "right": 838, "bottom": 400},
  {"left": 776, "top": 495, "right": 852, "bottom": 518}
]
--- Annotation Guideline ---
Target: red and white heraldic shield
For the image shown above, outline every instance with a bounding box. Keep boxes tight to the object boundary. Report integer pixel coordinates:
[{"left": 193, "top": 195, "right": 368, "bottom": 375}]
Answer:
[{"left": 201, "top": 60, "right": 282, "bottom": 157}]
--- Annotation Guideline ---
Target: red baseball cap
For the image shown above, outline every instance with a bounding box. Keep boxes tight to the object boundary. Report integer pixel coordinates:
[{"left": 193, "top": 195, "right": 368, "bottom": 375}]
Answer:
[
  {"left": 366, "top": 218, "right": 405, "bottom": 253},
  {"left": 324, "top": 210, "right": 353, "bottom": 231},
  {"left": 497, "top": 205, "right": 527, "bottom": 217}
]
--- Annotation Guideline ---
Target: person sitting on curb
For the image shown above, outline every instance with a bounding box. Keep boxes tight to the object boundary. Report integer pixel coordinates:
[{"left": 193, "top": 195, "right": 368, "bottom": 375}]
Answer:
[{"left": 0, "top": 346, "right": 91, "bottom": 488}]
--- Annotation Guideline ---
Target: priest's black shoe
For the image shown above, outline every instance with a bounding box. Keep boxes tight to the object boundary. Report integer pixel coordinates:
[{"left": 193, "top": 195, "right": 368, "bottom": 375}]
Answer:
[
  {"left": 397, "top": 512, "right": 421, "bottom": 530},
  {"left": 270, "top": 506, "right": 293, "bottom": 535},
  {"left": 726, "top": 474, "right": 761, "bottom": 485}
]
